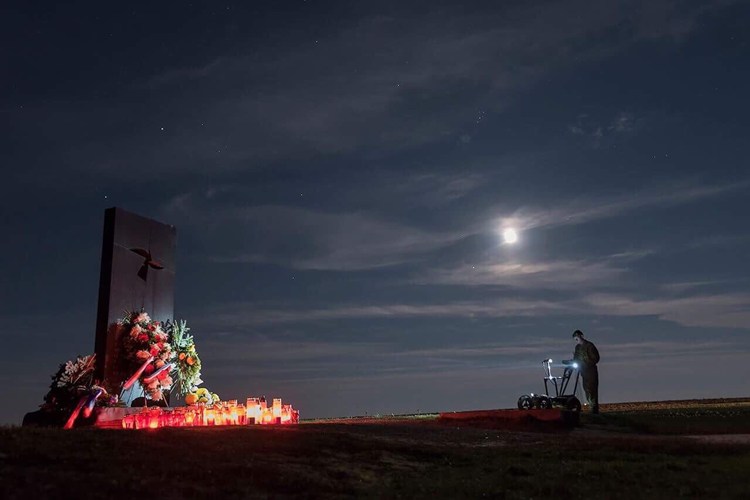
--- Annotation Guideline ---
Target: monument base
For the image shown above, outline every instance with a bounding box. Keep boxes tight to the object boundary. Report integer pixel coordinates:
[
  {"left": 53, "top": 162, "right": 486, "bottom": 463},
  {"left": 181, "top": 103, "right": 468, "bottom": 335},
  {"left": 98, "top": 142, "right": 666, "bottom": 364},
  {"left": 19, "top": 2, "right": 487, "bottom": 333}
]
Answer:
[
  {"left": 93, "top": 407, "right": 144, "bottom": 428},
  {"left": 22, "top": 410, "right": 67, "bottom": 427},
  {"left": 22, "top": 409, "right": 100, "bottom": 428}
]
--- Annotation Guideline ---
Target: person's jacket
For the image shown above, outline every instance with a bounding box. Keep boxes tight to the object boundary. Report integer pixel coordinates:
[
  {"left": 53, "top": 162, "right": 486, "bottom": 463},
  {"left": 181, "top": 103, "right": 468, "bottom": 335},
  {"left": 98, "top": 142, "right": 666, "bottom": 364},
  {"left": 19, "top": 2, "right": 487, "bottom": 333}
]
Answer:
[{"left": 574, "top": 339, "right": 600, "bottom": 368}]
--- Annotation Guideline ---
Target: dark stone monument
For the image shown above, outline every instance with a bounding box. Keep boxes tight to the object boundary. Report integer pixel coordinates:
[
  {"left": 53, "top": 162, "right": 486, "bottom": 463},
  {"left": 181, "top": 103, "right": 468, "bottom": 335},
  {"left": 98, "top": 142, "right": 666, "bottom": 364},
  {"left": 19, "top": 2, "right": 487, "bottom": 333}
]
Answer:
[{"left": 94, "top": 207, "right": 176, "bottom": 404}]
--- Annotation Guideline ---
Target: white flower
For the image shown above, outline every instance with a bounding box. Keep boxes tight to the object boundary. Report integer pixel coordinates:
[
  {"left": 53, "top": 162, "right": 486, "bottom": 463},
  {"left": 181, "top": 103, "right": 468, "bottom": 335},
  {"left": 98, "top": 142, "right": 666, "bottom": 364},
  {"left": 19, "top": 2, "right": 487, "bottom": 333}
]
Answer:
[
  {"left": 148, "top": 387, "right": 163, "bottom": 401},
  {"left": 135, "top": 312, "right": 150, "bottom": 324},
  {"left": 53, "top": 354, "right": 96, "bottom": 388}
]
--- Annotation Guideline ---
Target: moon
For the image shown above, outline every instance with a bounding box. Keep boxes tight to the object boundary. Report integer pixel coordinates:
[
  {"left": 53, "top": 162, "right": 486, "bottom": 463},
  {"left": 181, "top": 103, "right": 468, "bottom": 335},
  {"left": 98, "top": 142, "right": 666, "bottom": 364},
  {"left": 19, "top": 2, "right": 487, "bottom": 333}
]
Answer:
[{"left": 503, "top": 228, "right": 518, "bottom": 244}]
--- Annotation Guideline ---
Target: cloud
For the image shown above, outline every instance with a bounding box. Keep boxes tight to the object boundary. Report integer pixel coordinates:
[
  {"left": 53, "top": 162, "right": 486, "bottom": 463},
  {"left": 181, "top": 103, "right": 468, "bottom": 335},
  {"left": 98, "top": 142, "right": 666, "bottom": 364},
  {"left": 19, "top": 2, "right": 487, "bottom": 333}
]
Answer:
[
  {"left": 497, "top": 179, "right": 750, "bottom": 232},
  {"left": 603, "top": 339, "right": 748, "bottom": 361},
  {"left": 200, "top": 337, "right": 387, "bottom": 363},
  {"left": 610, "top": 112, "right": 636, "bottom": 133},
  {"left": 414, "top": 258, "right": 628, "bottom": 289},
  {"left": 203, "top": 298, "right": 569, "bottom": 327},
  {"left": 141, "top": 57, "right": 228, "bottom": 89},
  {"left": 160, "top": 177, "right": 488, "bottom": 270},
  {"left": 184, "top": 321, "right": 750, "bottom": 389},
  {"left": 166, "top": 176, "right": 744, "bottom": 273},
  {"left": 391, "top": 338, "right": 748, "bottom": 366},
  {"left": 8, "top": 0, "right": 732, "bottom": 186},
  {"left": 394, "top": 173, "right": 490, "bottom": 206},
  {"left": 165, "top": 2, "right": 703, "bottom": 162},
  {"left": 568, "top": 111, "right": 638, "bottom": 147},
  {"left": 582, "top": 292, "right": 750, "bottom": 329},
  {"left": 195, "top": 332, "right": 570, "bottom": 381},
  {"left": 389, "top": 337, "right": 570, "bottom": 360},
  {"left": 686, "top": 233, "right": 750, "bottom": 250},
  {"left": 193, "top": 280, "right": 750, "bottom": 330},
  {"left": 207, "top": 205, "right": 469, "bottom": 270},
  {"left": 659, "top": 279, "right": 735, "bottom": 293}
]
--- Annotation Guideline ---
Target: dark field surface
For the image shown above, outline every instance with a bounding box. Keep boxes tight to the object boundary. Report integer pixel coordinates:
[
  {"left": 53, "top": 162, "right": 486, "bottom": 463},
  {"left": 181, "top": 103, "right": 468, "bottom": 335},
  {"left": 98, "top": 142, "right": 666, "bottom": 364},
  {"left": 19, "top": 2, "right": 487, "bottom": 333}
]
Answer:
[{"left": 2, "top": 399, "right": 750, "bottom": 499}]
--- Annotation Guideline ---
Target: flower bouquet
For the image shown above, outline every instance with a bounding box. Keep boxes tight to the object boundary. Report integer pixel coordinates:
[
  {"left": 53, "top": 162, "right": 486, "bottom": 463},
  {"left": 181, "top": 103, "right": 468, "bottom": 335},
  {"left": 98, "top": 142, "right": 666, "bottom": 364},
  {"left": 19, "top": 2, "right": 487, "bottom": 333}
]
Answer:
[
  {"left": 121, "top": 311, "right": 174, "bottom": 401},
  {"left": 43, "top": 354, "right": 104, "bottom": 410},
  {"left": 41, "top": 353, "right": 113, "bottom": 427},
  {"left": 166, "top": 319, "right": 203, "bottom": 396}
]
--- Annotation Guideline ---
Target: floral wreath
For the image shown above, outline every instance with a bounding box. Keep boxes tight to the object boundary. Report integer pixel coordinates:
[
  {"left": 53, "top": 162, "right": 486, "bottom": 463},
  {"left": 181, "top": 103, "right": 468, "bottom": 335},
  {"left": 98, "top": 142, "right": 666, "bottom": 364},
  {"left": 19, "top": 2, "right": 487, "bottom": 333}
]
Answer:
[
  {"left": 42, "top": 353, "right": 112, "bottom": 413},
  {"left": 121, "top": 311, "right": 174, "bottom": 401}
]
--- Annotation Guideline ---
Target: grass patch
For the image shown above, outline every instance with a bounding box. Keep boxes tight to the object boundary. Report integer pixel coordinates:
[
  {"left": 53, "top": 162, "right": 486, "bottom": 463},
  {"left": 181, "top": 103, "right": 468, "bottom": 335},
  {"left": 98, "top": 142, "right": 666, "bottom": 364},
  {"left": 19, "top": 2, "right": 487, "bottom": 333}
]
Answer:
[
  {"left": 2, "top": 420, "right": 750, "bottom": 499},
  {"left": 589, "top": 405, "right": 750, "bottom": 434}
]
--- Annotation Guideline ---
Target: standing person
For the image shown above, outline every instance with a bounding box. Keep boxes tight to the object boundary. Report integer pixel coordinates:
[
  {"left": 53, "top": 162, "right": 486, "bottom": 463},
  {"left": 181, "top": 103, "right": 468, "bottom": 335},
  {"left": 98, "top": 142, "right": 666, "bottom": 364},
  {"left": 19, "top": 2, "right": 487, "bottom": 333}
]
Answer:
[{"left": 572, "top": 329, "right": 600, "bottom": 414}]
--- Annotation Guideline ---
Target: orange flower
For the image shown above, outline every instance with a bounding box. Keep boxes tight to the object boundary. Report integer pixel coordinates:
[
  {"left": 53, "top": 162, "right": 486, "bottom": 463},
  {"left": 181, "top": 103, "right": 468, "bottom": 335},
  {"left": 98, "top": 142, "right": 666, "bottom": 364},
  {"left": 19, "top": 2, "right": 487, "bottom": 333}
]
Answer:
[
  {"left": 179, "top": 352, "right": 186, "bottom": 360},
  {"left": 186, "top": 356, "right": 194, "bottom": 366}
]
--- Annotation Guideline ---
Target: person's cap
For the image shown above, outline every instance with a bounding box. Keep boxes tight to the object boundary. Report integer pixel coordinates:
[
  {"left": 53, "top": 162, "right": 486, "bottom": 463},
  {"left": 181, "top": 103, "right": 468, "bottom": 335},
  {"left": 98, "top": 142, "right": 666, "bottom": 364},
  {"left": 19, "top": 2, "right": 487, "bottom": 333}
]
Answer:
[{"left": 572, "top": 329, "right": 584, "bottom": 338}]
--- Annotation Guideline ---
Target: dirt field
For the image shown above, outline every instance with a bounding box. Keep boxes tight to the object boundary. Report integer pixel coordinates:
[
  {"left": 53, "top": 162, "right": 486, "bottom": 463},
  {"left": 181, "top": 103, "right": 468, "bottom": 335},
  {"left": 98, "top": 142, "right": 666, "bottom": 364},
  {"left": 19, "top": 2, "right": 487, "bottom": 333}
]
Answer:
[{"left": 2, "top": 398, "right": 750, "bottom": 499}]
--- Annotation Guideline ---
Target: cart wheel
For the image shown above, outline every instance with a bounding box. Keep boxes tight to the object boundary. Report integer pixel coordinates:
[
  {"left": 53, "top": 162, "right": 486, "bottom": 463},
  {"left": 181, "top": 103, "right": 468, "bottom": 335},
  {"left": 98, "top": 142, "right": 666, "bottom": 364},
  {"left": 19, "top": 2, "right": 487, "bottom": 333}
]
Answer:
[
  {"left": 565, "top": 397, "right": 582, "bottom": 413},
  {"left": 517, "top": 395, "right": 533, "bottom": 410},
  {"left": 538, "top": 396, "right": 552, "bottom": 409}
]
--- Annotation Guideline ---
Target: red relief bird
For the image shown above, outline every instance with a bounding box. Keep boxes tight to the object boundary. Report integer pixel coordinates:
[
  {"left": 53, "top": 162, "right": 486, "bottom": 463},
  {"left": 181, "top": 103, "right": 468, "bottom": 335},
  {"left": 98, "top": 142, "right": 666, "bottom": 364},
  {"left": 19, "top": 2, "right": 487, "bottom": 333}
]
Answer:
[{"left": 129, "top": 248, "right": 164, "bottom": 281}]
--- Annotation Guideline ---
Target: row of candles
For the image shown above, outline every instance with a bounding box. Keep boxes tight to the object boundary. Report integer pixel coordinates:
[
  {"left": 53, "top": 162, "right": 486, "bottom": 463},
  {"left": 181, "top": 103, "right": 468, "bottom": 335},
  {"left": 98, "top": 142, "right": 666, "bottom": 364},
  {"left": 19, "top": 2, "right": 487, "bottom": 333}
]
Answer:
[{"left": 121, "top": 397, "right": 299, "bottom": 429}]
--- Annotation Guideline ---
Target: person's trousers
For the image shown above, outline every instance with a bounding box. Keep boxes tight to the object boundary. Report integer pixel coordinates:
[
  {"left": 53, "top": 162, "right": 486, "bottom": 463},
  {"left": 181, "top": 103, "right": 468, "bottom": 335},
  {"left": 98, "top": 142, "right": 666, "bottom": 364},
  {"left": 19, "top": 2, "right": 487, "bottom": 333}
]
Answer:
[{"left": 581, "top": 365, "right": 599, "bottom": 412}]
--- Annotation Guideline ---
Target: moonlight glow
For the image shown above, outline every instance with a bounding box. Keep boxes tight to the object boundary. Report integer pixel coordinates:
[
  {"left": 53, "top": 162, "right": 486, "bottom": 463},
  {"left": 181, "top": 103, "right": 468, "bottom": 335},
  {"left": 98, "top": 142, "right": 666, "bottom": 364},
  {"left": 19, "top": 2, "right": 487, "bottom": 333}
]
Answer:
[{"left": 503, "top": 228, "right": 518, "bottom": 244}]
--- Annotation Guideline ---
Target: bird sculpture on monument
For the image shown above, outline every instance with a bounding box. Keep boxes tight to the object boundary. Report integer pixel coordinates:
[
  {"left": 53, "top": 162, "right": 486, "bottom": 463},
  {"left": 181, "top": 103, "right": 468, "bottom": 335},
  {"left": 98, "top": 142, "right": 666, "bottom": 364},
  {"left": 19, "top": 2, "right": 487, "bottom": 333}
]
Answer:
[{"left": 129, "top": 247, "right": 164, "bottom": 281}]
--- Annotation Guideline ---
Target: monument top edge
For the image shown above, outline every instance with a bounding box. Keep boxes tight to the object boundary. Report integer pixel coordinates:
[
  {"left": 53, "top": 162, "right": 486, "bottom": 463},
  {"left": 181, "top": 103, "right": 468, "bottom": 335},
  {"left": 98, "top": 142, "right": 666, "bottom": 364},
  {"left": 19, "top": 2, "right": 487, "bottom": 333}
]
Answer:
[{"left": 105, "top": 207, "right": 176, "bottom": 229}]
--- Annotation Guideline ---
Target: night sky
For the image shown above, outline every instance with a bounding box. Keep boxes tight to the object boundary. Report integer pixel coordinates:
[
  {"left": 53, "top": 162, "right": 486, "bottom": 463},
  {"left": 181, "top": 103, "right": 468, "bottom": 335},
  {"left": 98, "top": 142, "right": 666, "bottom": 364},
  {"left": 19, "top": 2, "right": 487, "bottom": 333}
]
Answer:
[{"left": 2, "top": 1, "right": 749, "bottom": 424}]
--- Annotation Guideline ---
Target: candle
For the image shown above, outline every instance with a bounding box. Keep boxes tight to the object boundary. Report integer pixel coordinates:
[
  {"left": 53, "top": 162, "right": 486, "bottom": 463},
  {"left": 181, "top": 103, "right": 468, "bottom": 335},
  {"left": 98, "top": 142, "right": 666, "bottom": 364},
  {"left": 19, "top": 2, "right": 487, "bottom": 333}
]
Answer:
[
  {"left": 122, "top": 415, "right": 135, "bottom": 429},
  {"left": 272, "top": 398, "right": 282, "bottom": 418},
  {"left": 246, "top": 398, "right": 260, "bottom": 424}
]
